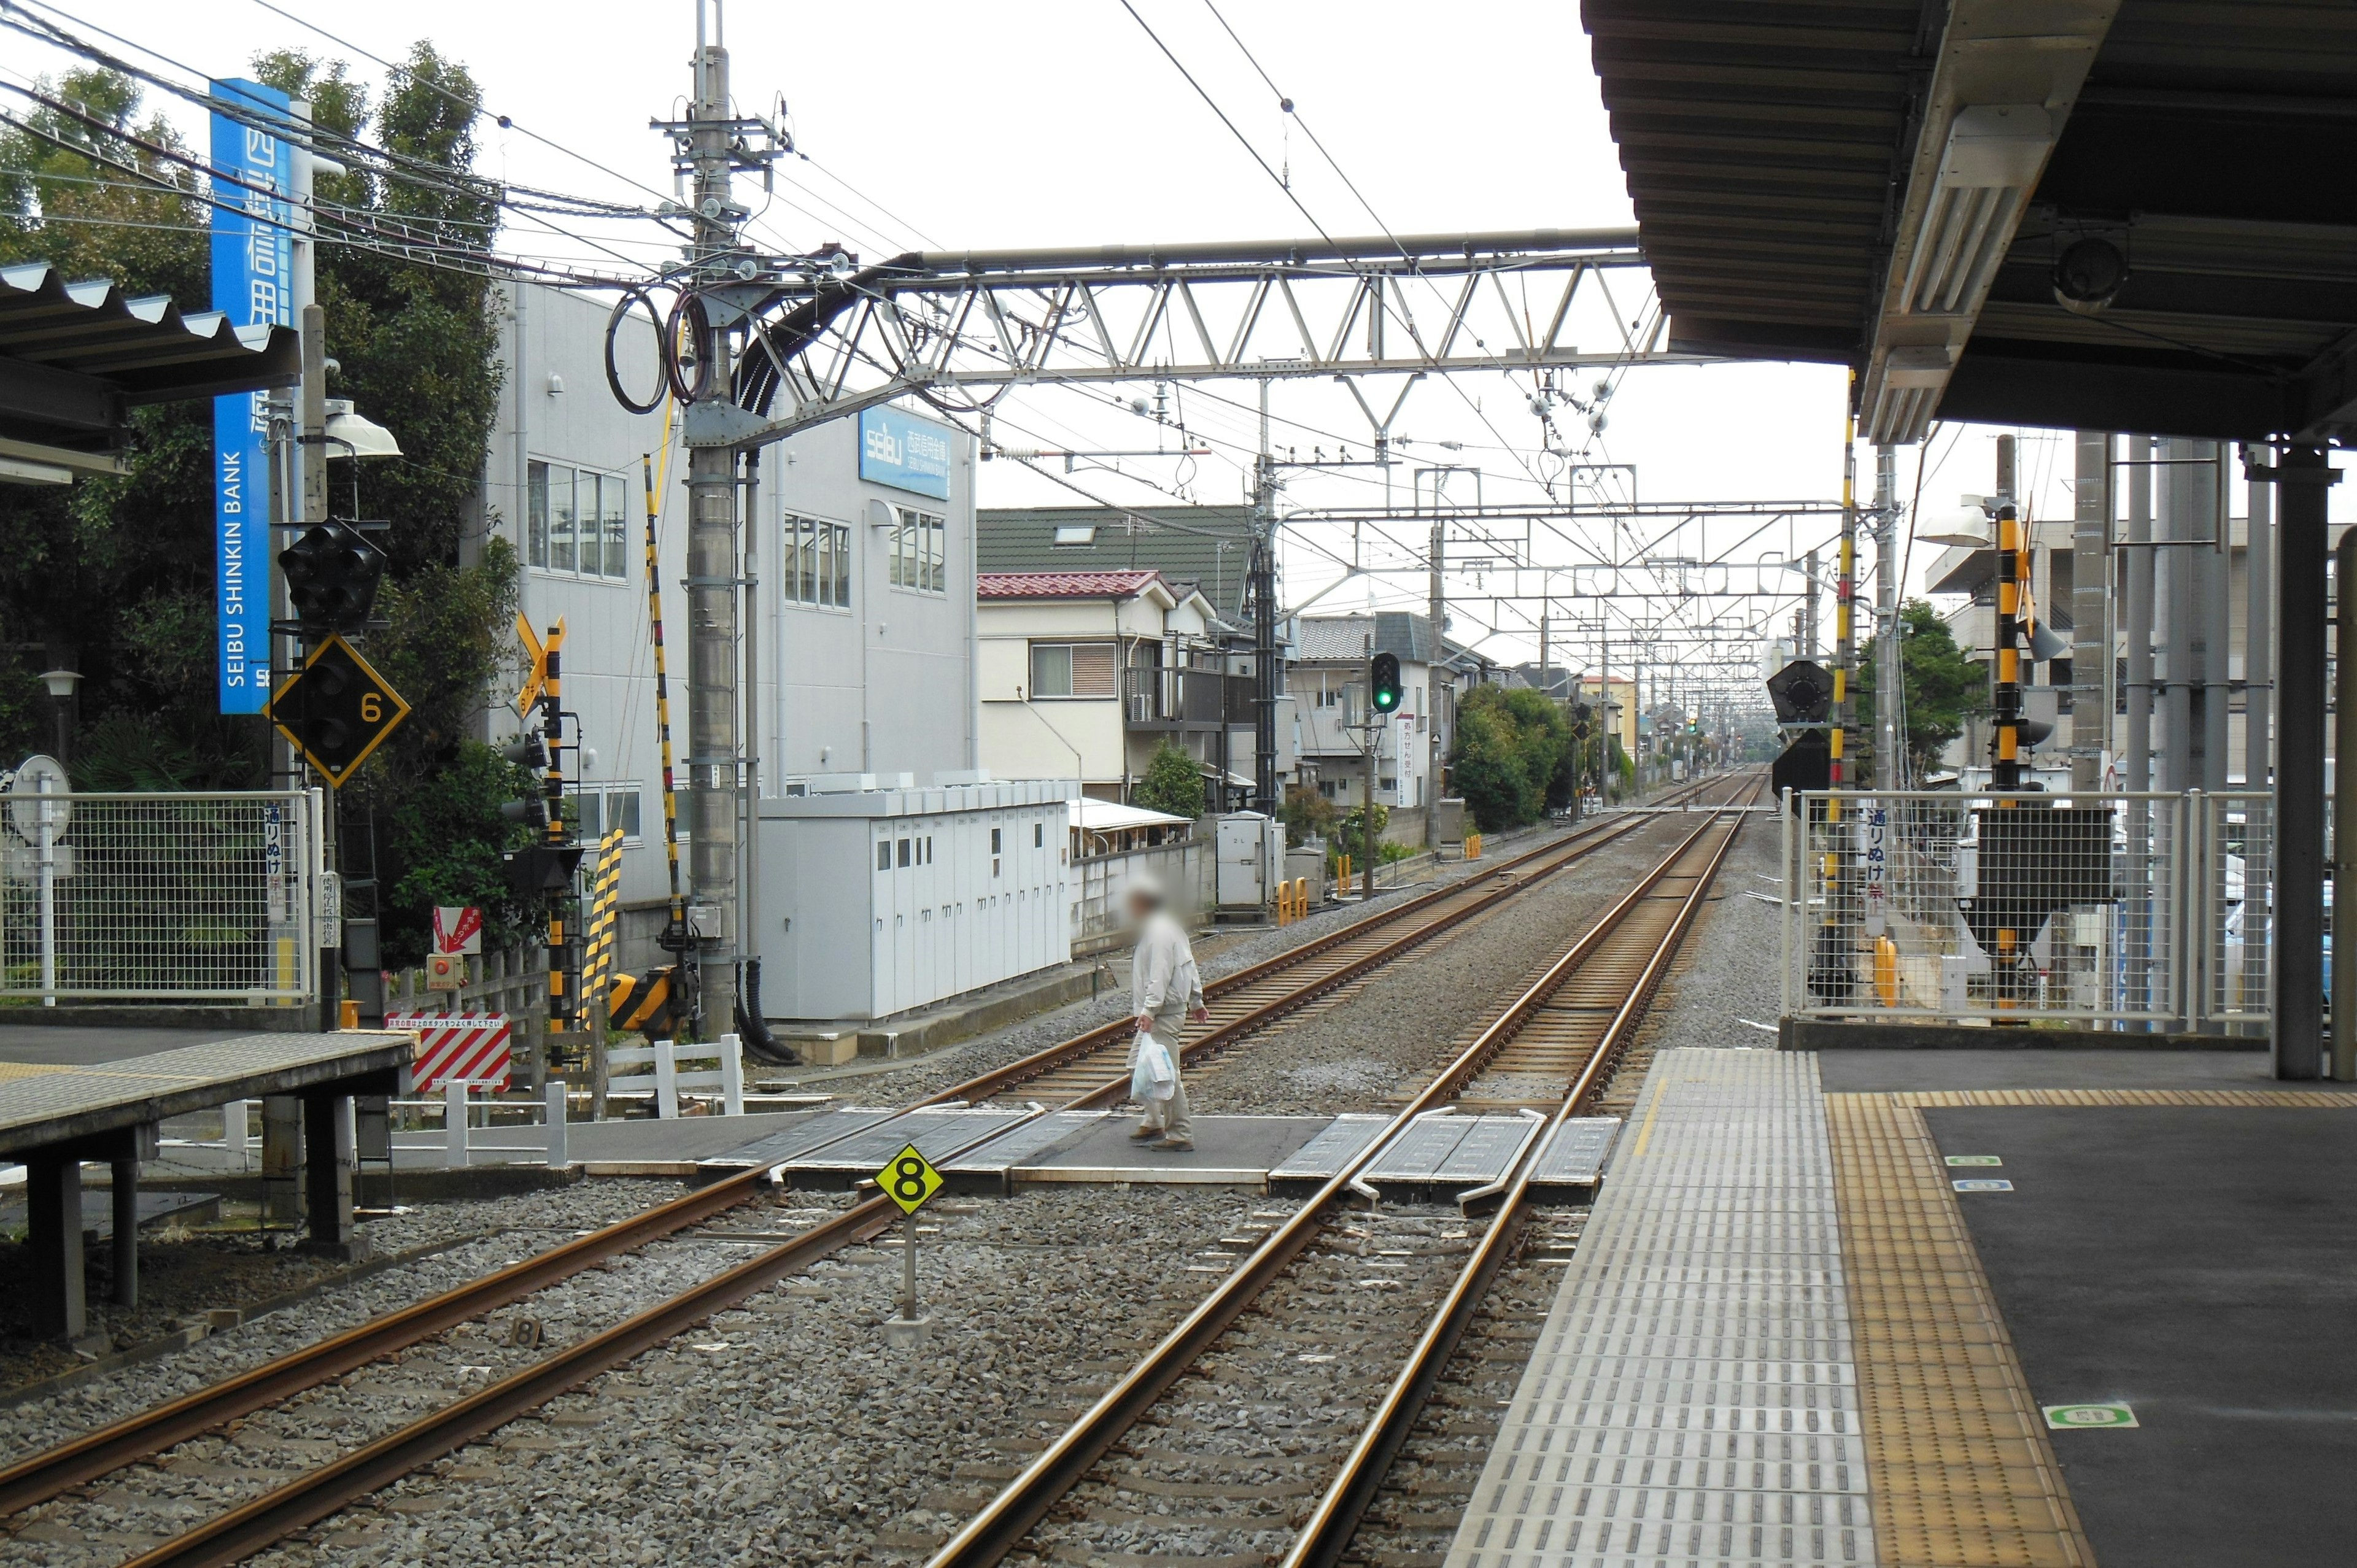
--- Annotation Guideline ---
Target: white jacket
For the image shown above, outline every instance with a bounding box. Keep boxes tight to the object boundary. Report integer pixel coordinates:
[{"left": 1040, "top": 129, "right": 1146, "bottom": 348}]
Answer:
[{"left": 1132, "top": 909, "right": 1204, "bottom": 1038}]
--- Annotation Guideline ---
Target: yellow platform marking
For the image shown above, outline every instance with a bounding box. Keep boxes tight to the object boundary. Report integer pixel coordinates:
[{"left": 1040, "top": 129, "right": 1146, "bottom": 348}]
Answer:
[
  {"left": 0, "top": 1061, "right": 66, "bottom": 1082},
  {"left": 1826, "top": 1092, "right": 2096, "bottom": 1567},
  {"left": 1887, "top": 1087, "right": 2357, "bottom": 1110}
]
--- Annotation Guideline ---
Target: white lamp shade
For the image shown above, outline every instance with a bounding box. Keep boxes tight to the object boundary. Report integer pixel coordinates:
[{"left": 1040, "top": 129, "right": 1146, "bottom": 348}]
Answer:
[{"left": 322, "top": 399, "right": 402, "bottom": 459}]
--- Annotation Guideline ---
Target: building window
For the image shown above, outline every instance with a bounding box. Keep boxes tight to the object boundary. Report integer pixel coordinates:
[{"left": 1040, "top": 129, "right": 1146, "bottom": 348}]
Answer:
[
  {"left": 1051, "top": 525, "right": 1097, "bottom": 546},
  {"left": 876, "top": 840, "right": 891, "bottom": 871},
  {"left": 783, "top": 515, "right": 851, "bottom": 608},
  {"left": 528, "top": 462, "right": 632, "bottom": 582},
  {"left": 891, "top": 508, "right": 946, "bottom": 593},
  {"left": 571, "top": 784, "right": 644, "bottom": 847},
  {"left": 1029, "top": 642, "right": 1117, "bottom": 699}
]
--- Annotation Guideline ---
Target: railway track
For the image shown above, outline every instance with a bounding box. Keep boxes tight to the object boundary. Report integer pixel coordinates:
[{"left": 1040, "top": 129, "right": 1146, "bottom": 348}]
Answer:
[
  {"left": 0, "top": 778, "right": 1735, "bottom": 1568},
  {"left": 921, "top": 776, "right": 1760, "bottom": 1568},
  {"left": 938, "top": 774, "right": 1733, "bottom": 1108}
]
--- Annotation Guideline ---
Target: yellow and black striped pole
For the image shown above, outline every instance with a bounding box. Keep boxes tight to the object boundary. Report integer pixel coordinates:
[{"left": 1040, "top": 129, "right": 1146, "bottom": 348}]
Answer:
[
  {"left": 540, "top": 624, "right": 573, "bottom": 1030},
  {"left": 581, "top": 827, "right": 625, "bottom": 1002},
  {"left": 641, "top": 456, "right": 688, "bottom": 954}
]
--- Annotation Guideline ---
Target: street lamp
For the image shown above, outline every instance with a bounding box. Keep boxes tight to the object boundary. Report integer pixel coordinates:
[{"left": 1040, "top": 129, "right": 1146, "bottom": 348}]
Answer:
[{"left": 36, "top": 667, "right": 79, "bottom": 763}]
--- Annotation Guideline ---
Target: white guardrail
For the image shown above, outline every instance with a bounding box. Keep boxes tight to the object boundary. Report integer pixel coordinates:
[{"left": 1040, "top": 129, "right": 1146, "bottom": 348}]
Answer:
[{"left": 1781, "top": 789, "right": 2270, "bottom": 1027}]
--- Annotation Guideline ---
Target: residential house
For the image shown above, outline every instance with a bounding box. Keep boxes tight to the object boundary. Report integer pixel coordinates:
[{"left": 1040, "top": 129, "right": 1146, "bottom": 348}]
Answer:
[
  {"left": 976, "top": 569, "right": 1248, "bottom": 802},
  {"left": 1290, "top": 611, "right": 1487, "bottom": 841},
  {"left": 979, "top": 504, "right": 1289, "bottom": 797}
]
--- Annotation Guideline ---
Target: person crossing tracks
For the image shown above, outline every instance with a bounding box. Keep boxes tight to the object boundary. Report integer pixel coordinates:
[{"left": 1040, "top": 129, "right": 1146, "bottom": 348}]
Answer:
[{"left": 1125, "top": 875, "right": 1207, "bottom": 1151}]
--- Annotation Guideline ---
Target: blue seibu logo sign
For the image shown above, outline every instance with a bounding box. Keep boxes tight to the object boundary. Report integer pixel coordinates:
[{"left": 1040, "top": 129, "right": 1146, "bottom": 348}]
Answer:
[
  {"left": 858, "top": 405, "right": 953, "bottom": 500},
  {"left": 209, "top": 77, "right": 296, "bottom": 715}
]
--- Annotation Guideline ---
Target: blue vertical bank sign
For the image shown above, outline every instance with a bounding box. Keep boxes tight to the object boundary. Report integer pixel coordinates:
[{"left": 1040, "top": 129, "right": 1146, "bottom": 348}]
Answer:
[
  {"left": 210, "top": 79, "right": 295, "bottom": 714},
  {"left": 857, "top": 406, "right": 953, "bottom": 500}
]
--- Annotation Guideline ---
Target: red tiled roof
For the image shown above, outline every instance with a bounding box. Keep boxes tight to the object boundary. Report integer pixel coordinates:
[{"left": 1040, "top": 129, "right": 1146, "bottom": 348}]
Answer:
[{"left": 977, "top": 570, "right": 1167, "bottom": 600}]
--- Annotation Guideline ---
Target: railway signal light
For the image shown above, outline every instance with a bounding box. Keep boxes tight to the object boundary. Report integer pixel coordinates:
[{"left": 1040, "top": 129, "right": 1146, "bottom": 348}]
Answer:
[
  {"left": 267, "top": 635, "right": 409, "bottom": 787},
  {"left": 1765, "top": 659, "right": 1833, "bottom": 725},
  {"left": 1369, "top": 651, "right": 1403, "bottom": 714},
  {"left": 503, "top": 841, "right": 584, "bottom": 896},
  {"left": 278, "top": 521, "right": 387, "bottom": 634}
]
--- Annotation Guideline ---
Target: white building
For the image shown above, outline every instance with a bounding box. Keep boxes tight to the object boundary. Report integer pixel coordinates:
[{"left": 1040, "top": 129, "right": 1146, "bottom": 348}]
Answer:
[
  {"left": 473, "top": 284, "right": 982, "bottom": 994},
  {"left": 1289, "top": 612, "right": 1484, "bottom": 836},
  {"left": 975, "top": 568, "right": 1248, "bottom": 802}
]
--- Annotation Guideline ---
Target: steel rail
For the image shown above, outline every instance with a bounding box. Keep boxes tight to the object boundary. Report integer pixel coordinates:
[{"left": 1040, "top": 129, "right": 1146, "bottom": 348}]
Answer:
[
  {"left": 103, "top": 1101, "right": 1056, "bottom": 1568},
  {"left": 7, "top": 781, "right": 1733, "bottom": 1561},
  {"left": 0, "top": 1167, "right": 769, "bottom": 1516},
  {"left": 924, "top": 779, "right": 1727, "bottom": 1108},
  {"left": 1277, "top": 781, "right": 1758, "bottom": 1568},
  {"left": 0, "top": 787, "right": 1703, "bottom": 1520},
  {"left": 920, "top": 777, "right": 1758, "bottom": 1568}
]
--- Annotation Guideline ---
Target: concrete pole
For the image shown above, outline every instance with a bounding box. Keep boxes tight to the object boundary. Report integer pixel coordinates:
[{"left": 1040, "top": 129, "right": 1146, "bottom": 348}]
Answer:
[
  {"left": 2160, "top": 438, "right": 2197, "bottom": 797},
  {"left": 684, "top": 23, "right": 740, "bottom": 1036},
  {"left": 1800, "top": 549, "right": 1819, "bottom": 661},
  {"left": 1873, "top": 445, "right": 1898, "bottom": 788},
  {"left": 2245, "top": 449, "right": 2274, "bottom": 792},
  {"left": 1251, "top": 380, "right": 1279, "bottom": 815},
  {"left": 2274, "top": 446, "right": 2332, "bottom": 1080},
  {"left": 2244, "top": 447, "right": 2275, "bottom": 1033},
  {"left": 2072, "top": 432, "right": 2112, "bottom": 791},
  {"left": 2198, "top": 442, "right": 2231, "bottom": 794},
  {"left": 1426, "top": 511, "right": 1443, "bottom": 843},
  {"left": 1831, "top": 414, "right": 1857, "bottom": 790},
  {"left": 2123, "top": 439, "right": 2156, "bottom": 1023}
]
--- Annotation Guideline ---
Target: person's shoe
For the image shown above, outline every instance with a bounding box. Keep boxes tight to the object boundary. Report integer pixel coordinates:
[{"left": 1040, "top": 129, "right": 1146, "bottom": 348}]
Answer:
[
  {"left": 1129, "top": 1125, "right": 1163, "bottom": 1141},
  {"left": 1151, "top": 1137, "right": 1194, "bottom": 1152}
]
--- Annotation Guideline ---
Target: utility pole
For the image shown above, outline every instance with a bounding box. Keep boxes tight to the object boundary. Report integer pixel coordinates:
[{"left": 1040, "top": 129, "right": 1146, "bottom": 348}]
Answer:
[
  {"left": 1830, "top": 416, "right": 1857, "bottom": 790},
  {"left": 1251, "top": 380, "right": 1279, "bottom": 816},
  {"left": 659, "top": 1, "right": 783, "bottom": 1035},
  {"left": 1873, "top": 445, "right": 1899, "bottom": 787},
  {"left": 1426, "top": 508, "right": 1443, "bottom": 843}
]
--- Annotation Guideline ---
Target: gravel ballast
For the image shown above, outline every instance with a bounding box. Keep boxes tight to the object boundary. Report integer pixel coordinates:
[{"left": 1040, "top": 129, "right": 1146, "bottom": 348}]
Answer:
[
  {"left": 1187, "top": 813, "right": 1701, "bottom": 1115},
  {"left": 230, "top": 1186, "right": 1263, "bottom": 1568}
]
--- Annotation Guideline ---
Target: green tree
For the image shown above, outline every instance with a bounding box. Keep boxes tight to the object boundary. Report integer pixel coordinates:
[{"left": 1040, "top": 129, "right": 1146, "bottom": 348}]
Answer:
[
  {"left": 1279, "top": 782, "right": 1339, "bottom": 849},
  {"left": 1449, "top": 684, "right": 1573, "bottom": 832},
  {"left": 1859, "top": 600, "right": 1980, "bottom": 784},
  {"left": 1335, "top": 801, "right": 1390, "bottom": 868},
  {"left": 0, "top": 53, "right": 519, "bottom": 963},
  {"left": 1134, "top": 739, "right": 1206, "bottom": 819},
  {"left": 1498, "top": 687, "right": 1577, "bottom": 811}
]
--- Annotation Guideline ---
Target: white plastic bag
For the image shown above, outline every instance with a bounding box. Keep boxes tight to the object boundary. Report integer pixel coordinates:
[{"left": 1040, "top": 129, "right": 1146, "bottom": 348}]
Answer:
[{"left": 1131, "top": 1031, "right": 1176, "bottom": 1105}]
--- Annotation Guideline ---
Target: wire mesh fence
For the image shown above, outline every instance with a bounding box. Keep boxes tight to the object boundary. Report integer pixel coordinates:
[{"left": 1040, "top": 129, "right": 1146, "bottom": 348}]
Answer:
[
  {"left": 0, "top": 790, "right": 320, "bottom": 1002},
  {"left": 1780, "top": 790, "right": 2259, "bottom": 1025},
  {"left": 2204, "top": 792, "right": 2272, "bottom": 1026}
]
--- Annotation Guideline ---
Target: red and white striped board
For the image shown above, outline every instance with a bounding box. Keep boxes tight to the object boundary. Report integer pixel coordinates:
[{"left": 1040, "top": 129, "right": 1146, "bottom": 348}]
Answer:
[{"left": 390, "top": 1013, "right": 513, "bottom": 1092}]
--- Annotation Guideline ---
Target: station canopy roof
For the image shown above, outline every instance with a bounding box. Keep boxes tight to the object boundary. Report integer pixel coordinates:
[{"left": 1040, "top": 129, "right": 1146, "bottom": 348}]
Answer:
[
  {"left": 0, "top": 260, "right": 298, "bottom": 480},
  {"left": 1582, "top": 0, "right": 2357, "bottom": 442}
]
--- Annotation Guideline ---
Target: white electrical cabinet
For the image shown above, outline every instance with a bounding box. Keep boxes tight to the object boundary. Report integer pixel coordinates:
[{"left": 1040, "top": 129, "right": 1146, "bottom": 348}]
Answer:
[
  {"left": 1215, "top": 812, "right": 1281, "bottom": 911},
  {"left": 755, "top": 778, "right": 1072, "bottom": 1021}
]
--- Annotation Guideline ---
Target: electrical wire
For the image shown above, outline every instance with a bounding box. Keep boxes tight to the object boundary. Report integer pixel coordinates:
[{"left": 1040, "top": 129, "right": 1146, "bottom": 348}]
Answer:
[{"left": 2, "top": 1, "right": 674, "bottom": 278}]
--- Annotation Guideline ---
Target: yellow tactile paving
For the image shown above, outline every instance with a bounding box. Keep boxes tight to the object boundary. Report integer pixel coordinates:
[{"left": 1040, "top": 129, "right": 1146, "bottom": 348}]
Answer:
[
  {"left": 1886, "top": 1087, "right": 2357, "bottom": 1109},
  {"left": 1825, "top": 1092, "right": 2096, "bottom": 1568},
  {"left": 0, "top": 1060, "right": 65, "bottom": 1082}
]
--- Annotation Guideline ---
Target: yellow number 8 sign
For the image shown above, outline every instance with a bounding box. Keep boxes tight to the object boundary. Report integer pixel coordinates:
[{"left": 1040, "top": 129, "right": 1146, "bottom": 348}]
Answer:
[{"left": 875, "top": 1142, "right": 944, "bottom": 1215}]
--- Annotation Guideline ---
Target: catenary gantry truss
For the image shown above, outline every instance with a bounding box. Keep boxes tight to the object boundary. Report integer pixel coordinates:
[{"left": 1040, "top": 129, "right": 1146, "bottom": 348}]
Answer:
[{"left": 671, "top": 229, "right": 1691, "bottom": 449}]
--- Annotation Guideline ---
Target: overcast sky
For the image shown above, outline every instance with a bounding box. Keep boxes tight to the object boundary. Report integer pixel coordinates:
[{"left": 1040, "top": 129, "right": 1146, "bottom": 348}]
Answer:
[{"left": 15, "top": 1, "right": 2342, "bottom": 702}]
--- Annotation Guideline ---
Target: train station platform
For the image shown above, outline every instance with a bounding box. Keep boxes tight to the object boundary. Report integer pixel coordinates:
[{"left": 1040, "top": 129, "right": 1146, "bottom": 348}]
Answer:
[
  {"left": 0, "top": 1030, "right": 409, "bottom": 1343},
  {"left": 1446, "top": 1045, "right": 2357, "bottom": 1568}
]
